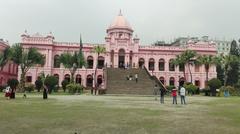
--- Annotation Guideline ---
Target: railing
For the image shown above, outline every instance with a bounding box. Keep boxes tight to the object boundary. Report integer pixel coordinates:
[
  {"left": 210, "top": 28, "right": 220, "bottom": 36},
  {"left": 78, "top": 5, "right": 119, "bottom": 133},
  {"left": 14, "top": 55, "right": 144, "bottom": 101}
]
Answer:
[{"left": 143, "top": 66, "right": 167, "bottom": 90}]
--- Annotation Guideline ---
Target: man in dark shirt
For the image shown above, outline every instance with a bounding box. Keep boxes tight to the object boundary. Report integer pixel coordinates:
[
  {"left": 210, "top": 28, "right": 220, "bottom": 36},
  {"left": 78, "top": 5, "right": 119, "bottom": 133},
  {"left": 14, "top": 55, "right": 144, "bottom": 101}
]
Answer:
[{"left": 159, "top": 87, "right": 165, "bottom": 104}]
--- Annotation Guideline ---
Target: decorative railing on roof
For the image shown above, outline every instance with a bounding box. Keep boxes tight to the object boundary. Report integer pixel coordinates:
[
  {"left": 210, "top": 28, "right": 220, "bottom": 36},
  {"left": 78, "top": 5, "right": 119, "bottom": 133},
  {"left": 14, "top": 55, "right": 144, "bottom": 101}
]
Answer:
[
  {"left": 21, "top": 37, "right": 54, "bottom": 45},
  {"left": 139, "top": 42, "right": 217, "bottom": 52},
  {"left": 139, "top": 45, "right": 185, "bottom": 51},
  {"left": 54, "top": 42, "right": 105, "bottom": 47}
]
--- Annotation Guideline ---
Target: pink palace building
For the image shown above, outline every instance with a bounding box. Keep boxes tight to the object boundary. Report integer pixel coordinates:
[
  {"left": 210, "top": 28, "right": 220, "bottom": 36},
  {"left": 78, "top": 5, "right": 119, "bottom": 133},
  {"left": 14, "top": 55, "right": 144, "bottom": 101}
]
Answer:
[
  {"left": 20, "top": 12, "right": 217, "bottom": 90},
  {"left": 0, "top": 40, "right": 18, "bottom": 86}
]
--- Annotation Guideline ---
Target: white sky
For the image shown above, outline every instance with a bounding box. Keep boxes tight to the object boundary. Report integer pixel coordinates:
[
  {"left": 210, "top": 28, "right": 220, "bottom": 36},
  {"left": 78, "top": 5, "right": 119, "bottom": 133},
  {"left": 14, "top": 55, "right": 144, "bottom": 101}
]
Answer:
[{"left": 0, "top": 0, "right": 239, "bottom": 45}]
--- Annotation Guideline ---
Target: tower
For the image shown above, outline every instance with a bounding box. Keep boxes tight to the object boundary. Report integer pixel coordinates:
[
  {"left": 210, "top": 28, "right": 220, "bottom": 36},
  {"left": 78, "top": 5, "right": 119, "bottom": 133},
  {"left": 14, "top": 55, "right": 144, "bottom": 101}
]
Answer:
[{"left": 105, "top": 11, "right": 139, "bottom": 68}]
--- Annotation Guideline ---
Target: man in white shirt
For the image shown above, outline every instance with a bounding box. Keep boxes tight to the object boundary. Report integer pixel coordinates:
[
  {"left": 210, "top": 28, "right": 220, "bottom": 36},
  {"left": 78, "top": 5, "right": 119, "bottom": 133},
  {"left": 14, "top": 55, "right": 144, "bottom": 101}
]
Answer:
[{"left": 180, "top": 86, "right": 186, "bottom": 104}]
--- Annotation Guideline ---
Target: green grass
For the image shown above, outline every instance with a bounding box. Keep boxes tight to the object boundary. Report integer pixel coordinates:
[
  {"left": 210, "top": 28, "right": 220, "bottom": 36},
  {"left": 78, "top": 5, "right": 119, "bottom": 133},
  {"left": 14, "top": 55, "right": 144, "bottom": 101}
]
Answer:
[{"left": 0, "top": 94, "right": 240, "bottom": 134}]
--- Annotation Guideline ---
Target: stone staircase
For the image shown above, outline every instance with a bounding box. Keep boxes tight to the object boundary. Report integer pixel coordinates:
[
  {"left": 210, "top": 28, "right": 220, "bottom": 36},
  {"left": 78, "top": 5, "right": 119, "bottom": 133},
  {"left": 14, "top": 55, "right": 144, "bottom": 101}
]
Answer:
[{"left": 106, "top": 68, "right": 157, "bottom": 95}]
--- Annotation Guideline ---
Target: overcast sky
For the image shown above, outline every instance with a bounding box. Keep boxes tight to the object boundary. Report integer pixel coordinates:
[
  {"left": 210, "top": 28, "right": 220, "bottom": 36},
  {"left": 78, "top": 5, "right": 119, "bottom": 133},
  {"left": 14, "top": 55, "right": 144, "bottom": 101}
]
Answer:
[{"left": 0, "top": 0, "right": 240, "bottom": 45}]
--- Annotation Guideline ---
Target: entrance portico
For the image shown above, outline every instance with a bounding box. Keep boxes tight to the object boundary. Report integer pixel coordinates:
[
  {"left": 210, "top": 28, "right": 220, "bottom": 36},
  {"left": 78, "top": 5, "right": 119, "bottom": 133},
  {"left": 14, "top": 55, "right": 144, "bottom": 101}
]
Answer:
[{"left": 118, "top": 49, "right": 125, "bottom": 68}]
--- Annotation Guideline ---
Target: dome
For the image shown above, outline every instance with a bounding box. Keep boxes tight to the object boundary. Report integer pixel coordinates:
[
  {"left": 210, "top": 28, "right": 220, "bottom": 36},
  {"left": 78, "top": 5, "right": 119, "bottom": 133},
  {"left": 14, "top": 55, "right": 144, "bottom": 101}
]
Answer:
[{"left": 108, "top": 11, "right": 132, "bottom": 31}]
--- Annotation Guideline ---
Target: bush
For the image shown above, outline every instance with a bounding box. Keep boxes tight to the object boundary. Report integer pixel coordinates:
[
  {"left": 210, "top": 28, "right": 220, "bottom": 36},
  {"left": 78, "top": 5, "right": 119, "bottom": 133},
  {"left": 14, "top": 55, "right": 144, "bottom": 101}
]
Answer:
[
  {"left": 208, "top": 78, "right": 222, "bottom": 96},
  {"left": 35, "top": 79, "right": 43, "bottom": 92},
  {"left": 0, "top": 85, "right": 7, "bottom": 92},
  {"left": 202, "top": 87, "right": 211, "bottom": 96},
  {"left": 220, "top": 86, "right": 239, "bottom": 96},
  {"left": 24, "top": 84, "right": 35, "bottom": 92},
  {"left": 44, "top": 76, "right": 58, "bottom": 94},
  {"left": 184, "top": 83, "right": 198, "bottom": 95},
  {"left": 67, "top": 84, "right": 83, "bottom": 94},
  {"left": 61, "top": 79, "right": 69, "bottom": 92},
  {"left": 7, "top": 78, "right": 19, "bottom": 90}
]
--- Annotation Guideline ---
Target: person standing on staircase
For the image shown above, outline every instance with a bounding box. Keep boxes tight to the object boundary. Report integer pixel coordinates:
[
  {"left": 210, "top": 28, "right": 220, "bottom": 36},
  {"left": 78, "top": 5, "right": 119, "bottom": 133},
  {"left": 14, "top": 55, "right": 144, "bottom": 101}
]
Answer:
[{"left": 135, "top": 73, "right": 138, "bottom": 83}]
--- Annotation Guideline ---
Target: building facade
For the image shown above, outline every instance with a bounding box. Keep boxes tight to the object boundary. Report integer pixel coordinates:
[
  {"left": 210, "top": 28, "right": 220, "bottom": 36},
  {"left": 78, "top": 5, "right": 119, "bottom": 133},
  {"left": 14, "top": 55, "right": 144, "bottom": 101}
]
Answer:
[
  {"left": 20, "top": 12, "right": 217, "bottom": 89},
  {"left": 0, "top": 40, "right": 18, "bottom": 86}
]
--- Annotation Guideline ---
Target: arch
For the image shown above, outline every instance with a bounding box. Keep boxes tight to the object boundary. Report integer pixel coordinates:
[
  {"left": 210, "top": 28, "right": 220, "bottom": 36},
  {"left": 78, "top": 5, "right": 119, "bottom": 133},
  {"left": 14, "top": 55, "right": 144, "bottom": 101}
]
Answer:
[
  {"left": 169, "top": 77, "right": 175, "bottom": 86},
  {"left": 75, "top": 74, "right": 81, "bottom": 84},
  {"left": 64, "top": 74, "right": 70, "bottom": 83},
  {"left": 138, "top": 58, "right": 145, "bottom": 68},
  {"left": 118, "top": 49, "right": 125, "bottom": 68},
  {"left": 26, "top": 72, "right": 32, "bottom": 83},
  {"left": 54, "top": 55, "right": 60, "bottom": 68},
  {"left": 129, "top": 51, "right": 133, "bottom": 68},
  {"left": 26, "top": 76, "right": 32, "bottom": 83},
  {"left": 159, "top": 77, "right": 165, "bottom": 85},
  {"left": 97, "top": 56, "right": 105, "bottom": 69},
  {"left": 86, "top": 74, "right": 93, "bottom": 87},
  {"left": 148, "top": 58, "right": 155, "bottom": 71},
  {"left": 97, "top": 75, "right": 103, "bottom": 87},
  {"left": 110, "top": 50, "right": 114, "bottom": 68},
  {"left": 87, "top": 56, "right": 94, "bottom": 69},
  {"left": 169, "top": 59, "right": 175, "bottom": 71},
  {"left": 195, "top": 80, "right": 200, "bottom": 87},
  {"left": 159, "top": 58, "right": 165, "bottom": 71},
  {"left": 179, "top": 77, "right": 185, "bottom": 87}
]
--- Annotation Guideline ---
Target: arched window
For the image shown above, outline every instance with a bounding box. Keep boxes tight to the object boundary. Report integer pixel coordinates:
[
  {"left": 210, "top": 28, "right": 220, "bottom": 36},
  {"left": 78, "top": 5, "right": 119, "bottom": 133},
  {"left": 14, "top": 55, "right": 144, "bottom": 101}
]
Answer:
[
  {"left": 148, "top": 58, "right": 155, "bottom": 71},
  {"left": 169, "top": 77, "right": 175, "bottom": 86},
  {"left": 195, "top": 80, "right": 200, "bottom": 87},
  {"left": 76, "top": 74, "right": 81, "bottom": 84},
  {"left": 97, "top": 56, "right": 105, "bottom": 69},
  {"left": 179, "top": 77, "right": 185, "bottom": 87},
  {"left": 26, "top": 76, "right": 32, "bottom": 83},
  {"left": 138, "top": 58, "right": 145, "bottom": 68},
  {"left": 54, "top": 55, "right": 60, "bottom": 68},
  {"left": 159, "top": 77, "right": 165, "bottom": 85},
  {"left": 97, "top": 75, "right": 103, "bottom": 87},
  {"left": 86, "top": 75, "right": 93, "bottom": 87},
  {"left": 64, "top": 74, "right": 70, "bottom": 83},
  {"left": 169, "top": 59, "right": 175, "bottom": 71},
  {"left": 159, "top": 59, "right": 165, "bottom": 71},
  {"left": 87, "top": 56, "right": 94, "bottom": 69}
]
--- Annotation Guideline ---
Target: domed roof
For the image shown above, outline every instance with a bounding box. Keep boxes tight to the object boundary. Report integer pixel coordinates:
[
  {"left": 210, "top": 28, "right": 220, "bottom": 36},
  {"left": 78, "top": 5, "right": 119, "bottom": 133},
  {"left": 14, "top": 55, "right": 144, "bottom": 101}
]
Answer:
[{"left": 108, "top": 11, "right": 132, "bottom": 30}]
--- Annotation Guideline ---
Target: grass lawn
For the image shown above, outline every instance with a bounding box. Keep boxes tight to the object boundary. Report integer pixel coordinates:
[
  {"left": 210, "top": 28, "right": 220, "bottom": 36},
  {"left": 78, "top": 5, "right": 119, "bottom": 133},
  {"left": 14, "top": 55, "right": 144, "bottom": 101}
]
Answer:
[{"left": 0, "top": 93, "right": 240, "bottom": 134}]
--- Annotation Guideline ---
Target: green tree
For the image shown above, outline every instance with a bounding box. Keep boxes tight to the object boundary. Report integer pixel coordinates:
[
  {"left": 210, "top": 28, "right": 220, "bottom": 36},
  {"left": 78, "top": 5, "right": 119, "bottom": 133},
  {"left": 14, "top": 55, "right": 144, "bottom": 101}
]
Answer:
[
  {"left": 171, "top": 55, "right": 186, "bottom": 80},
  {"left": 92, "top": 45, "right": 106, "bottom": 93},
  {"left": 227, "top": 40, "right": 240, "bottom": 85},
  {"left": 59, "top": 37, "right": 85, "bottom": 83},
  {"left": 172, "top": 50, "right": 196, "bottom": 83},
  {"left": 44, "top": 75, "right": 58, "bottom": 94},
  {"left": 7, "top": 78, "right": 19, "bottom": 90},
  {"left": 61, "top": 79, "right": 69, "bottom": 92},
  {"left": 197, "top": 55, "right": 217, "bottom": 84},
  {"left": 35, "top": 78, "right": 43, "bottom": 92},
  {"left": 208, "top": 78, "right": 222, "bottom": 96},
  {"left": 0, "top": 47, "right": 11, "bottom": 69},
  {"left": 10, "top": 44, "right": 45, "bottom": 91},
  {"left": 59, "top": 52, "right": 78, "bottom": 83},
  {"left": 215, "top": 54, "right": 239, "bottom": 86},
  {"left": 229, "top": 40, "right": 239, "bottom": 56}
]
